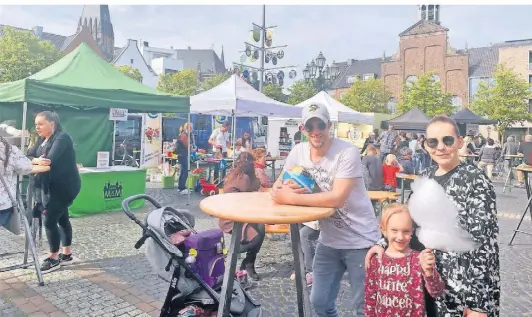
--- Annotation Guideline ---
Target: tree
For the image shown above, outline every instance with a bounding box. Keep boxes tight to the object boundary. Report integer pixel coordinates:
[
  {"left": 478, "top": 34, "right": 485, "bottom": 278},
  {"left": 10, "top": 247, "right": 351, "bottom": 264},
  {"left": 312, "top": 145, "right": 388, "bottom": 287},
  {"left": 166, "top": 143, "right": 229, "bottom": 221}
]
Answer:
[
  {"left": 263, "top": 84, "right": 286, "bottom": 102},
  {"left": 0, "top": 26, "right": 62, "bottom": 83},
  {"left": 115, "top": 65, "right": 143, "bottom": 82},
  {"left": 157, "top": 69, "right": 199, "bottom": 96},
  {"left": 200, "top": 72, "right": 231, "bottom": 91},
  {"left": 287, "top": 80, "right": 318, "bottom": 105},
  {"left": 470, "top": 63, "right": 532, "bottom": 136},
  {"left": 398, "top": 71, "right": 454, "bottom": 117},
  {"left": 340, "top": 78, "right": 392, "bottom": 113}
]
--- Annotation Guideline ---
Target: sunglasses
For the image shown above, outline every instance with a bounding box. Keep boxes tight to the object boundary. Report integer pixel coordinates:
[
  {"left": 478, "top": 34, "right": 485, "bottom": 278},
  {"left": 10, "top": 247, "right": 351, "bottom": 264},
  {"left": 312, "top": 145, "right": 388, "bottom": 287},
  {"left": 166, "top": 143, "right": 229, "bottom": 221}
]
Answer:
[
  {"left": 305, "top": 121, "right": 327, "bottom": 133},
  {"left": 425, "top": 136, "right": 456, "bottom": 149}
]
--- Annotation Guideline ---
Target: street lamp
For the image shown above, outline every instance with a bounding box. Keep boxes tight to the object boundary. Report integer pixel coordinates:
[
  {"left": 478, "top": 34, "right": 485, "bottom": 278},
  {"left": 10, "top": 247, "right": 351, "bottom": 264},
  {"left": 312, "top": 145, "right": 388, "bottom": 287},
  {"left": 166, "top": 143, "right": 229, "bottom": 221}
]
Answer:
[{"left": 304, "top": 51, "right": 340, "bottom": 91}]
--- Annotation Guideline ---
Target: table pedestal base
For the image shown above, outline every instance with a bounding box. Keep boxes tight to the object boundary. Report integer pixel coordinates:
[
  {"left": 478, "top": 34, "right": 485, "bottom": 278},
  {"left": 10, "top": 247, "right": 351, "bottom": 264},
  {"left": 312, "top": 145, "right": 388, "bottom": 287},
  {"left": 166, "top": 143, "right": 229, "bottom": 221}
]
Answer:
[
  {"left": 217, "top": 222, "right": 312, "bottom": 317},
  {"left": 509, "top": 172, "right": 532, "bottom": 245}
]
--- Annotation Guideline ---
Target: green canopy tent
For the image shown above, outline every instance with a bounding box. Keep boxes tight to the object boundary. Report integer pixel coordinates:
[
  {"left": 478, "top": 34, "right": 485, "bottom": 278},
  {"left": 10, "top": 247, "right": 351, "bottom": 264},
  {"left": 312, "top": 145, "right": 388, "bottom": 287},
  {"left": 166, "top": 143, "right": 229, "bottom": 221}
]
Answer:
[{"left": 0, "top": 43, "right": 190, "bottom": 166}]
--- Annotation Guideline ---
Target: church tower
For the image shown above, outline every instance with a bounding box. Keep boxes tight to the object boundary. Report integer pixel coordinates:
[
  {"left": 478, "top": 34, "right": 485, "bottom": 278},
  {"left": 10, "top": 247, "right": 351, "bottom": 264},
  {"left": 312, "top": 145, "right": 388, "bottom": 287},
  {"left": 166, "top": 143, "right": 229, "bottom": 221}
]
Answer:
[
  {"left": 77, "top": 5, "right": 115, "bottom": 61},
  {"left": 419, "top": 4, "right": 440, "bottom": 24}
]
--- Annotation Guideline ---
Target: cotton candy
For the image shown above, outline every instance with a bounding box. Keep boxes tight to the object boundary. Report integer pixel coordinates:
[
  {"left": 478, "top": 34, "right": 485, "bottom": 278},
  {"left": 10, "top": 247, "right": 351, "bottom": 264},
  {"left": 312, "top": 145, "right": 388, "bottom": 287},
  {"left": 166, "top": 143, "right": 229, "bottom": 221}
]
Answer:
[{"left": 408, "top": 177, "right": 478, "bottom": 253}]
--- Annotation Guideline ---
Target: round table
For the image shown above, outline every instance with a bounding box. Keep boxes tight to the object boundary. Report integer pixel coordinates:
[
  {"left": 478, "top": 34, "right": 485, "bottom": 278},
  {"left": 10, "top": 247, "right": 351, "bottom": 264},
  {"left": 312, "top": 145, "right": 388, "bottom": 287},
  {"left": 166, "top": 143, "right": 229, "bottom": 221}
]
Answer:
[
  {"left": 509, "top": 166, "right": 532, "bottom": 245},
  {"left": 200, "top": 192, "right": 334, "bottom": 317}
]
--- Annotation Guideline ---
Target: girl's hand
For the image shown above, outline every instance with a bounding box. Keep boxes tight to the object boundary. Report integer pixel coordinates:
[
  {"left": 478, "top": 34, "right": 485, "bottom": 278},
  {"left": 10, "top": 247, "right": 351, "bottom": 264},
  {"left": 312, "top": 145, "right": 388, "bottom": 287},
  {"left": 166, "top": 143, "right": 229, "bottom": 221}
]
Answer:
[
  {"left": 419, "top": 249, "right": 435, "bottom": 276},
  {"left": 365, "top": 245, "right": 385, "bottom": 269}
]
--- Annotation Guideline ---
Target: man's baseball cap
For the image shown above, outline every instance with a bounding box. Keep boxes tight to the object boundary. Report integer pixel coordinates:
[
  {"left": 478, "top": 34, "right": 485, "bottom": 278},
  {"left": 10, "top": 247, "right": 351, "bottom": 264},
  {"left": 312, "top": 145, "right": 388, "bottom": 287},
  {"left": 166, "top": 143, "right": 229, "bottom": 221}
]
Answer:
[{"left": 302, "top": 103, "right": 330, "bottom": 125}]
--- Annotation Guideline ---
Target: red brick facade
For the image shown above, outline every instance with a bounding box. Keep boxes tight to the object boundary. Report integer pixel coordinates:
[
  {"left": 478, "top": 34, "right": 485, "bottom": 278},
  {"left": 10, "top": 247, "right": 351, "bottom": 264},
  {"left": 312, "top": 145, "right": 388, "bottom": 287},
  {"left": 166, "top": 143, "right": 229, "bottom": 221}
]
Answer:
[{"left": 382, "top": 20, "right": 469, "bottom": 106}]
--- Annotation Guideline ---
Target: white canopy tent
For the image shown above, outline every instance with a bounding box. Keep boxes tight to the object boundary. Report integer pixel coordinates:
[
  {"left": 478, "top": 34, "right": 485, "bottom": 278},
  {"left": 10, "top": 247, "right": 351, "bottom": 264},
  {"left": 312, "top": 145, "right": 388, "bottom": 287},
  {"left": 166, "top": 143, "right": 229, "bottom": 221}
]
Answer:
[
  {"left": 190, "top": 74, "right": 302, "bottom": 118},
  {"left": 294, "top": 91, "right": 373, "bottom": 124}
]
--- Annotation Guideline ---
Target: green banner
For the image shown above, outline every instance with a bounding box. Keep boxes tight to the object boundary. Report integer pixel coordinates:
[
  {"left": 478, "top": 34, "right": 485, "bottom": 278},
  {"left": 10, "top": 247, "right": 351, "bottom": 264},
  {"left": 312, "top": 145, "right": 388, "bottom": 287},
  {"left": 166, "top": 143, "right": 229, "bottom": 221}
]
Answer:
[{"left": 69, "top": 168, "right": 146, "bottom": 217}]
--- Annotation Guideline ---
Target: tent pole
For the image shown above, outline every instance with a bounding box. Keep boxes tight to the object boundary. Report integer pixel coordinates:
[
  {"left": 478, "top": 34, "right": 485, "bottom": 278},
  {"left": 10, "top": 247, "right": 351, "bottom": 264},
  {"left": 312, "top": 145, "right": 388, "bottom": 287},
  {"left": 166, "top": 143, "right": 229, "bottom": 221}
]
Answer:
[
  {"left": 21, "top": 102, "right": 28, "bottom": 151},
  {"left": 232, "top": 112, "right": 236, "bottom": 156},
  {"left": 187, "top": 112, "right": 191, "bottom": 206}
]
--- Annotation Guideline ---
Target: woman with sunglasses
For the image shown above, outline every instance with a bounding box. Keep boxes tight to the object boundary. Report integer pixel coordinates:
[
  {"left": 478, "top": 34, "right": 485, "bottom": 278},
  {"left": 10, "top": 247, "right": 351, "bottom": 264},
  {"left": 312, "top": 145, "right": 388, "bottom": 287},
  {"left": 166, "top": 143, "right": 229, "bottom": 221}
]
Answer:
[{"left": 364, "top": 116, "right": 500, "bottom": 317}]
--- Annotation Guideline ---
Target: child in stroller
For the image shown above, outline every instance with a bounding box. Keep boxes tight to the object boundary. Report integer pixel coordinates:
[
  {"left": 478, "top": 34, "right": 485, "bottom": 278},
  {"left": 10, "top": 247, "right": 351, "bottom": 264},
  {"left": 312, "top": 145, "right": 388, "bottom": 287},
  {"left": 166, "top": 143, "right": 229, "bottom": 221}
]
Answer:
[{"left": 122, "top": 194, "right": 263, "bottom": 317}]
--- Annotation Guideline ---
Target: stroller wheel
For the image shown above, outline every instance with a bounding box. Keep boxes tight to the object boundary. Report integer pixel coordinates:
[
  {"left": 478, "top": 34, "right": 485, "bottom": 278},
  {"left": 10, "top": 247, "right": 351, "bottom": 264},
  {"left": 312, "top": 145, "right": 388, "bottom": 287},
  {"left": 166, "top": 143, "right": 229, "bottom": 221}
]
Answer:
[
  {"left": 209, "top": 190, "right": 216, "bottom": 196},
  {"left": 200, "top": 189, "right": 205, "bottom": 195}
]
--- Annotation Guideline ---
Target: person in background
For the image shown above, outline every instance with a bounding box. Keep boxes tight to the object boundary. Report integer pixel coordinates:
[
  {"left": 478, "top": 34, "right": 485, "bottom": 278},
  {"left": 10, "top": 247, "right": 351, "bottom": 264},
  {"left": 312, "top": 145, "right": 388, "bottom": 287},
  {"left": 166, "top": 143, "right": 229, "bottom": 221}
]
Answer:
[
  {"left": 418, "top": 134, "right": 431, "bottom": 170},
  {"left": 209, "top": 121, "right": 231, "bottom": 181},
  {"left": 501, "top": 136, "right": 519, "bottom": 172},
  {"left": 242, "top": 131, "right": 252, "bottom": 151},
  {"left": 459, "top": 136, "right": 474, "bottom": 163},
  {"left": 478, "top": 138, "right": 500, "bottom": 180},
  {"left": 232, "top": 138, "right": 245, "bottom": 158},
  {"left": 409, "top": 133, "right": 421, "bottom": 173},
  {"left": 251, "top": 148, "right": 272, "bottom": 188},
  {"left": 516, "top": 134, "right": 532, "bottom": 187},
  {"left": 361, "top": 145, "right": 384, "bottom": 191},
  {"left": 0, "top": 134, "right": 33, "bottom": 230},
  {"left": 377, "top": 124, "right": 398, "bottom": 162},
  {"left": 176, "top": 122, "right": 195, "bottom": 195},
  {"left": 27, "top": 111, "right": 81, "bottom": 274},
  {"left": 294, "top": 124, "right": 305, "bottom": 144},
  {"left": 396, "top": 132, "right": 410, "bottom": 154},
  {"left": 382, "top": 154, "right": 403, "bottom": 191},
  {"left": 397, "top": 147, "right": 414, "bottom": 175},
  {"left": 218, "top": 152, "right": 264, "bottom": 280},
  {"left": 360, "top": 131, "right": 376, "bottom": 155}
]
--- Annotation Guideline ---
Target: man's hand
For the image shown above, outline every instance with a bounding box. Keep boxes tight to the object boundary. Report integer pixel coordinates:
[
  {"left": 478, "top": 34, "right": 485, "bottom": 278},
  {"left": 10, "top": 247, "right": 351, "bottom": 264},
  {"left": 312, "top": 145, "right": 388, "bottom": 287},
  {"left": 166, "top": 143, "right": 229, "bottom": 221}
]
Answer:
[
  {"left": 364, "top": 245, "right": 385, "bottom": 269},
  {"left": 463, "top": 309, "right": 487, "bottom": 317},
  {"left": 419, "top": 249, "right": 435, "bottom": 277},
  {"left": 270, "top": 180, "right": 306, "bottom": 205}
]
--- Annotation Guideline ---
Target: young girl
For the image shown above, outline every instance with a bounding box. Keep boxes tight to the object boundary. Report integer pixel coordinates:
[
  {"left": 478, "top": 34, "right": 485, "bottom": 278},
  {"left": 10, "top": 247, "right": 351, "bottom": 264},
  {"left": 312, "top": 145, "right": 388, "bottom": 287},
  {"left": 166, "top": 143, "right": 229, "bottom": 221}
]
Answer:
[
  {"left": 382, "top": 154, "right": 403, "bottom": 190},
  {"left": 365, "top": 204, "right": 445, "bottom": 317},
  {"left": 251, "top": 148, "right": 272, "bottom": 188},
  {"left": 232, "top": 138, "right": 245, "bottom": 158}
]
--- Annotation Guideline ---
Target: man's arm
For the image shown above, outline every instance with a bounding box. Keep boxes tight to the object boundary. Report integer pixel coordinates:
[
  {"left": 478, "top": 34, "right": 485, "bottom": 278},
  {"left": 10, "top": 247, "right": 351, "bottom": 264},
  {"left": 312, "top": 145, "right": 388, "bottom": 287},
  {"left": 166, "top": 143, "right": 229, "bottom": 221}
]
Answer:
[
  {"left": 208, "top": 130, "right": 217, "bottom": 146},
  {"left": 463, "top": 171, "right": 499, "bottom": 313}
]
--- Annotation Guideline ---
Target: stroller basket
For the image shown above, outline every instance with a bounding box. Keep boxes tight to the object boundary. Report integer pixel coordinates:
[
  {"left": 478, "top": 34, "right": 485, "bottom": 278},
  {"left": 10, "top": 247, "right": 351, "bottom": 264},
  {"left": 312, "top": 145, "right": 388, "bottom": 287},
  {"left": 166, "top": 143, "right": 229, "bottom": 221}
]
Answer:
[{"left": 121, "top": 194, "right": 262, "bottom": 317}]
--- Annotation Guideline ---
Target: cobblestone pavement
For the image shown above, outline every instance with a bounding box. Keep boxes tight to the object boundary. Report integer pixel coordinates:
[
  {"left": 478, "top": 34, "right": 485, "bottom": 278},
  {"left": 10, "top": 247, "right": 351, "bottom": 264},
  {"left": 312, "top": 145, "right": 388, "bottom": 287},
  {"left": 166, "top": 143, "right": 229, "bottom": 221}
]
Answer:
[{"left": 1, "top": 180, "right": 532, "bottom": 317}]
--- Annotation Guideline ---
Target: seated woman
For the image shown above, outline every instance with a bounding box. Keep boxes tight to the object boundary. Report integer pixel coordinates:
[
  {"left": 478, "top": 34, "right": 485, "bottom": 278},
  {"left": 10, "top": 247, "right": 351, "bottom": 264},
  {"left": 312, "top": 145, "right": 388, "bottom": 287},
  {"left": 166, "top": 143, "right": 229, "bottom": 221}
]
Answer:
[
  {"left": 218, "top": 152, "right": 265, "bottom": 281},
  {"left": 251, "top": 148, "right": 272, "bottom": 188}
]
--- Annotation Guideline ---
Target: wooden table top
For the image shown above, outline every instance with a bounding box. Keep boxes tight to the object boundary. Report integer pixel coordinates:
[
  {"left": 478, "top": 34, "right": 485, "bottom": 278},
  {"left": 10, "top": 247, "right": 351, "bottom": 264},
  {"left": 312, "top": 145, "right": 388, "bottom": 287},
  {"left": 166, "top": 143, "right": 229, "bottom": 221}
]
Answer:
[
  {"left": 505, "top": 154, "right": 524, "bottom": 158},
  {"left": 396, "top": 173, "right": 417, "bottom": 180},
  {"left": 459, "top": 154, "right": 479, "bottom": 157},
  {"left": 199, "top": 192, "right": 335, "bottom": 224},
  {"left": 31, "top": 165, "right": 50, "bottom": 174},
  {"left": 517, "top": 166, "right": 532, "bottom": 173},
  {"left": 367, "top": 191, "right": 400, "bottom": 201},
  {"left": 266, "top": 157, "right": 280, "bottom": 161}
]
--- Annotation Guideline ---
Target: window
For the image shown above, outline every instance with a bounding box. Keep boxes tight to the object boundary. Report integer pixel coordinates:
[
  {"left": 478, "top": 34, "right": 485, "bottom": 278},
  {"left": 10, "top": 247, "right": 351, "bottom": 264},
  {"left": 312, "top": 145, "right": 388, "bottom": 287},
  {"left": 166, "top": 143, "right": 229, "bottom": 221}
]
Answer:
[
  {"left": 529, "top": 75, "right": 532, "bottom": 92},
  {"left": 529, "top": 99, "right": 532, "bottom": 113},
  {"left": 451, "top": 95, "right": 462, "bottom": 112},
  {"left": 346, "top": 75, "right": 359, "bottom": 84},
  {"left": 387, "top": 97, "right": 397, "bottom": 114},
  {"left": 529, "top": 51, "right": 532, "bottom": 70},
  {"left": 431, "top": 74, "right": 440, "bottom": 83},
  {"left": 363, "top": 73, "right": 374, "bottom": 80},
  {"left": 405, "top": 75, "right": 417, "bottom": 86},
  {"left": 130, "top": 59, "right": 134, "bottom": 64},
  {"left": 469, "top": 77, "right": 494, "bottom": 100},
  {"left": 165, "top": 69, "right": 178, "bottom": 75}
]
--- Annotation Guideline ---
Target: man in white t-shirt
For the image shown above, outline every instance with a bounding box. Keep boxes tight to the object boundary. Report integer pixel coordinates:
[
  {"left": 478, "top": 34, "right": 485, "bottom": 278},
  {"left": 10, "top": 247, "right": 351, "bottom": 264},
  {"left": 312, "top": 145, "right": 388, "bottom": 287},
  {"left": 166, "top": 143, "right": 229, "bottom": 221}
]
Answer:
[
  {"left": 209, "top": 120, "right": 231, "bottom": 180},
  {"left": 271, "top": 103, "right": 380, "bottom": 317}
]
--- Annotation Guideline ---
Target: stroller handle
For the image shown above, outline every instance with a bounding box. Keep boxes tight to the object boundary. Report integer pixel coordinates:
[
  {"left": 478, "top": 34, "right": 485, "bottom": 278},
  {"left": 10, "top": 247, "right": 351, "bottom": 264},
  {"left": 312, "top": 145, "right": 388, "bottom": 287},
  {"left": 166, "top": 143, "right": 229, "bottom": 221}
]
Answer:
[{"left": 122, "top": 194, "right": 162, "bottom": 222}]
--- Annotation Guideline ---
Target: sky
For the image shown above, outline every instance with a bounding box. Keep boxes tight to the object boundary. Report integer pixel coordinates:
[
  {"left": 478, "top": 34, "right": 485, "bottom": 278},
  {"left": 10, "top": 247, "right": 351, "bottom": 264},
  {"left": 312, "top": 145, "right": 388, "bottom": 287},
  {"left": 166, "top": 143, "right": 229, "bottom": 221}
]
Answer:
[{"left": 1, "top": 4, "right": 532, "bottom": 87}]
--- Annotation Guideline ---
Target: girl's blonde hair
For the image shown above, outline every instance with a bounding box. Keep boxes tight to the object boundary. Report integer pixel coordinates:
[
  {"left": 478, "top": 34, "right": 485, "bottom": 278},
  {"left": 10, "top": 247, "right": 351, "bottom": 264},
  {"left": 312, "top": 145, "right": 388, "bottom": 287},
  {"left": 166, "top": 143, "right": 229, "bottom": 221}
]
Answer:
[
  {"left": 180, "top": 122, "right": 193, "bottom": 133},
  {"left": 252, "top": 148, "right": 266, "bottom": 161},
  {"left": 384, "top": 154, "right": 397, "bottom": 165},
  {"left": 380, "top": 203, "right": 411, "bottom": 235},
  {"left": 235, "top": 138, "right": 243, "bottom": 146}
]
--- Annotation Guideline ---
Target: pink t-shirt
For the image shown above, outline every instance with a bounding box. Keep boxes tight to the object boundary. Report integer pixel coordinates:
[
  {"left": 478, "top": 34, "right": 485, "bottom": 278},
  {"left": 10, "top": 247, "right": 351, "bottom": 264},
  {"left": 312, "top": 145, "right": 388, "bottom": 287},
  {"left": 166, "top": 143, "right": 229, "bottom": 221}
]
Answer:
[{"left": 365, "top": 250, "right": 445, "bottom": 317}]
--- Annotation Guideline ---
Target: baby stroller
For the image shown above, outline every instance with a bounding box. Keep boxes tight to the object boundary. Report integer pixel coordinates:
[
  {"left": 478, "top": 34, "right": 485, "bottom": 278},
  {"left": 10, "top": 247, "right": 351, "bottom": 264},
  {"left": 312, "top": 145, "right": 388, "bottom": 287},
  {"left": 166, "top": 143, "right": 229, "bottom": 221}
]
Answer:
[{"left": 122, "top": 195, "right": 263, "bottom": 317}]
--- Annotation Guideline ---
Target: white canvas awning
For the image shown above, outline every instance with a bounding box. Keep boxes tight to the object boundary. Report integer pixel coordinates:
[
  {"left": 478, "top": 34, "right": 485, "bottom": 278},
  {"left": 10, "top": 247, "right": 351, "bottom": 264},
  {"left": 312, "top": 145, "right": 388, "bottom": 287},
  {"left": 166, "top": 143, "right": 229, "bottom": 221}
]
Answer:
[{"left": 190, "top": 74, "right": 302, "bottom": 118}]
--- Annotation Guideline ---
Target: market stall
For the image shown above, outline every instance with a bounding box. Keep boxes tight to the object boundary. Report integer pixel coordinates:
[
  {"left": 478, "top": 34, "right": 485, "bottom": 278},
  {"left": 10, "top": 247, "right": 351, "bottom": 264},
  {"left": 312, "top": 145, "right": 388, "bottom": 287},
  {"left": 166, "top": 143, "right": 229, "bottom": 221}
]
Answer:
[
  {"left": 0, "top": 43, "right": 190, "bottom": 216},
  {"left": 190, "top": 74, "right": 301, "bottom": 158},
  {"left": 382, "top": 107, "right": 430, "bottom": 132},
  {"left": 267, "top": 91, "right": 373, "bottom": 157},
  {"left": 450, "top": 108, "right": 497, "bottom": 137}
]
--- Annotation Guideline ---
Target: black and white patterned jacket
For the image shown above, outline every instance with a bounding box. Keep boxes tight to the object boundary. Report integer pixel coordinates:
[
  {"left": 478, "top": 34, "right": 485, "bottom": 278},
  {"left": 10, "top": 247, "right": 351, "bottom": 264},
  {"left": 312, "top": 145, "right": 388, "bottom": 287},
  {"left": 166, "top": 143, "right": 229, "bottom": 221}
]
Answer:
[{"left": 378, "top": 162, "right": 500, "bottom": 317}]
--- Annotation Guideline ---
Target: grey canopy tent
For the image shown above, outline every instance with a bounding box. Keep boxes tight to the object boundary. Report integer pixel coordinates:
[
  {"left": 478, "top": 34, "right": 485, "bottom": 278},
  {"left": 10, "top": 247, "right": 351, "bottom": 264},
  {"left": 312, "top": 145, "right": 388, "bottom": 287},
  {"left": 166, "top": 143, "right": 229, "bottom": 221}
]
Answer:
[
  {"left": 450, "top": 108, "right": 497, "bottom": 125},
  {"left": 383, "top": 107, "right": 430, "bottom": 131}
]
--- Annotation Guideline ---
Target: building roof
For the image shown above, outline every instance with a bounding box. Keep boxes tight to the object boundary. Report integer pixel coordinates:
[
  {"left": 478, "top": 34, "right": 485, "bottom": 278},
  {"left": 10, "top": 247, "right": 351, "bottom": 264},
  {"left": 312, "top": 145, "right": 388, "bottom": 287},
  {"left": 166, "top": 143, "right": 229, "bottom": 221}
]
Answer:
[
  {"left": 467, "top": 46, "right": 498, "bottom": 78},
  {"left": 174, "top": 48, "right": 226, "bottom": 74},
  {"left": 330, "top": 58, "right": 382, "bottom": 89},
  {"left": 399, "top": 20, "right": 449, "bottom": 37},
  {"left": 0, "top": 24, "right": 72, "bottom": 51}
]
